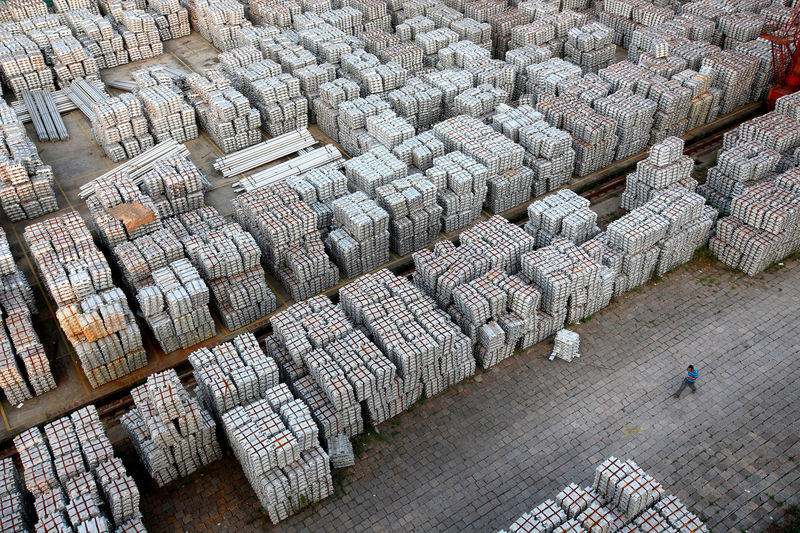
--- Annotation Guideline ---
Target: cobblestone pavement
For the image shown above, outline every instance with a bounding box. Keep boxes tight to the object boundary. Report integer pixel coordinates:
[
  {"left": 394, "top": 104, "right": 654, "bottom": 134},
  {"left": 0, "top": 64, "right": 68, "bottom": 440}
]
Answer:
[{"left": 132, "top": 255, "right": 800, "bottom": 533}]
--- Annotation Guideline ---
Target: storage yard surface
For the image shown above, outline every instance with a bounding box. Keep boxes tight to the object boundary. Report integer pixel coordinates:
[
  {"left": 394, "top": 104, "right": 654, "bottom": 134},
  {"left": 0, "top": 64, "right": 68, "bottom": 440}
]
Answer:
[{"left": 127, "top": 254, "right": 800, "bottom": 532}]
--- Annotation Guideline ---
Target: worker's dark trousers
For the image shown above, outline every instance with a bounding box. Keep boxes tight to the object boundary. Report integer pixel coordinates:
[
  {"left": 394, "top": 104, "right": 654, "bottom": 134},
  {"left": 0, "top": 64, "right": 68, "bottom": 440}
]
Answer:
[{"left": 674, "top": 379, "right": 696, "bottom": 398}]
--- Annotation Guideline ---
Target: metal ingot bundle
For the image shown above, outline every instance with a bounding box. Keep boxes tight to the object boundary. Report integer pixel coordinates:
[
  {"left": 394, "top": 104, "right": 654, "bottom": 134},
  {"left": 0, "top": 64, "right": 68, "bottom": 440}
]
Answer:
[
  {"left": 505, "top": 44, "right": 553, "bottom": 100},
  {"left": 139, "top": 153, "right": 205, "bottom": 217},
  {"left": 593, "top": 89, "right": 657, "bottom": 160},
  {"left": 437, "top": 39, "right": 490, "bottom": 70},
  {"left": 0, "top": 457, "right": 29, "bottom": 531},
  {"left": 326, "top": 192, "right": 390, "bottom": 279},
  {"left": 286, "top": 163, "right": 349, "bottom": 234},
  {"left": 550, "top": 329, "right": 580, "bottom": 362},
  {"left": 421, "top": 69, "right": 473, "bottom": 118},
  {"left": 525, "top": 189, "right": 598, "bottom": 247},
  {"left": 621, "top": 136, "right": 696, "bottom": 211},
  {"left": 122, "top": 369, "right": 222, "bottom": 486},
  {"left": 340, "top": 49, "right": 407, "bottom": 97},
  {"left": 136, "top": 259, "right": 215, "bottom": 353},
  {"left": 344, "top": 145, "right": 407, "bottom": 195},
  {"left": 565, "top": 22, "right": 615, "bottom": 73},
  {"left": 113, "top": 228, "right": 184, "bottom": 292},
  {"left": 90, "top": 94, "right": 153, "bottom": 162},
  {"left": 13, "top": 406, "right": 144, "bottom": 532},
  {"left": 249, "top": 0, "right": 300, "bottom": 28},
  {"left": 185, "top": 0, "right": 250, "bottom": 51},
  {"left": 700, "top": 50, "right": 759, "bottom": 115},
  {"left": 0, "top": 34, "right": 55, "bottom": 96},
  {"left": 434, "top": 115, "right": 525, "bottom": 176},
  {"left": 0, "top": 100, "right": 59, "bottom": 221},
  {"left": 233, "top": 183, "right": 340, "bottom": 301},
  {"left": 24, "top": 212, "right": 146, "bottom": 388},
  {"left": 119, "top": 10, "right": 164, "bottom": 62},
  {"left": 64, "top": 9, "right": 129, "bottom": 70},
  {"left": 453, "top": 83, "right": 507, "bottom": 120},
  {"left": 148, "top": 0, "right": 191, "bottom": 40},
  {"left": 671, "top": 69, "right": 716, "bottom": 131},
  {"left": 340, "top": 268, "right": 475, "bottom": 399},
  {"left": 376, "top": 174, "right": 441, "bottom": 255},
  {"left": 312, "top": 78, "right": 360, "bottom": 141},
  {"left": 137, "top": 84, "right": 199, "bottom": 143},
  {"left": 337, "top": 95, "right": 393, "bottom": 156},
  {"left": 415, "top": 27, "right": 459, "bottom": 68},
  {"left": 365, "top": 109, "right": 416, "bottom": 151},
  {"left": 391, "top": 130, "right": 446, "bottom": 172},
  {"left": 422, "top": 150, "right": 488, "bottom": 232}
]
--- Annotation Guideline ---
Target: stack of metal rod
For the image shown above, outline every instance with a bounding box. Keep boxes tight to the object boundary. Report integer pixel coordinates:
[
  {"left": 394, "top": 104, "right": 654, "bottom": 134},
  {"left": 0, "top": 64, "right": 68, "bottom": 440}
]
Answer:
[{"left": 21, "top": 90, "right": 70, "bottom": 142}]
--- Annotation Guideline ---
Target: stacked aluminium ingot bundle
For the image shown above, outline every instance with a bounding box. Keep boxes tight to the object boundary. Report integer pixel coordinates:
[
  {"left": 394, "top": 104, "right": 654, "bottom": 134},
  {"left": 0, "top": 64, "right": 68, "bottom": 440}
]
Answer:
[
  {"left": 327, "top": 192, "right": 390, "bottom": 278},
  {"left": 122, "top": 369, "right": 222, "bottom": 486},
  {"left": 0, "top": 228, "right": 54, "bottom": 405},
  {"left": 0, "top": 457, "right": 28, "bottom": 531},
  {"left": 340, "top": 49, "right": 407, "bottom": 96},
  {"left": 137, "top": 83, "right": 199, "bottom": 143},
  {"left": 710, "top": 177, "right": 800, "bottom": 276},
  {"left": 0, "top": 34, "right": 55, "bottom": 96},
  {"left": 136, "top": 259, "right": 215, "bottom": 352},
  {"left": 365, "top": 109, "right": 416, "bottom": 151},
  {"left": 488, "top": 7, "right": 531, "bottom": 57},
  {"left": 594, "top": 89, "right": 657, "bottom": 159},
  {"left": 14, "top": 406, "right": 145, "bottom": 532},
  {"left": 0, "top": 100, "right": 58, "bottom": 221},
  {"left": 234, "top": 183, "right": 340, "bottom": 301},
  {"left": 525, "top": 57, "right": 582, "bottom": 100},
  {"left": 119, "top": 10, "right": 164, "bottom": 62},
  {"left": 148, "top": 0, "right": 191, "bottom": 40},
  {"left": 139, "top": 153, "right": 205, "bottom": 217},
  {"left": 505, "top": 44, "right": 553, "bottom": 100},
  {"left": 341, "top": 0, "right": 391, "bottom": 31},
  {"left": 700, "top": 50, "right": 759, "bottom": 115},
  {"left": 380, "top": 41, "right": 424, "bottom": 72},
  {"left": 453, "top": 83, "right": 508, "bottom": 120},
  {"left": 437, "top": 39, "right": 489, "bottom": 69},
  {"left": 537, "top": 92, "right": 618, "bottom": 177},
  {"left": 415, "top": 27, "right": 459, "bottom": 68},
  {"left": 113, "top": 227, "right": 184, "bottom": 292},
  {"left": 90, "top": 94, "right": 153, "bottom": 162},
  {"left": 344, "top": 145, "right": 407, "bottom": 195},
  {"left": 64, "top": 9, "right": 129, "bottom": 70},
  {"left": 6, "top": 0, "right": 49, "bottom": 20},
  {"left": 185, "top": 0, "right": 250, "bottom": 51},
  {"left": 550, "top": 328, "right": 580, "bottom": 362},
  {"left": 27, "top": 28, "right": 100, "bottom": 89},
  {"left": 422, "top": 150, "right": 488, "bottom": 232},
  {"left": 249, "top": 0, "right": 300, "bottom": 28},
  {"left": 340, "top": 268, "right": 474, "bottom": 399},
  {"left": 524, "top": 189, "right": 598, "bottom": 247},
  {"left": 387, "top": 77, "right": 445, "bottom": 133},
  {"left": 24, "top": 212, "right": 146, "bottom": 388},
  {"left": 392, "top": 130, "right": 446, "bottom": 172},
  {"left": 186, "top": 71, "right": 262, "bottom": 153},
  {"left": 564, "top": 22, "right": 615, "bottom": 73},
  {"left": 670, "top": 69, "right": 716, "bottom": 132},
  {"left": 736, "top": 39, "right": 773, "bottom": 102},
  {"left": 312, "top": 78, "right": 361, "bottom": 142},
  {"left": 376, "top": 174, "right": 442, "bottom": 255},
  {"left": 599, "top": 0, "right": 672, "bottom": 48},
  {"left": 286, "top": 164, "right": 349, "bottom": 234},
  {"left": 421, "top": 69, "right": 474, "bottom": 118},
  {"left": 621, "top": 136, "right": 697, "bottom": 210}
]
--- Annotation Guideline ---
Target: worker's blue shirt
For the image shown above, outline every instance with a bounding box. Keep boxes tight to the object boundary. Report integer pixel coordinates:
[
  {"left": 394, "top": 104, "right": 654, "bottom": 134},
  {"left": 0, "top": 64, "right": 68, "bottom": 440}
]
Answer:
[{"left": 686, "top": 369, "right": 698, "bottom": 383}]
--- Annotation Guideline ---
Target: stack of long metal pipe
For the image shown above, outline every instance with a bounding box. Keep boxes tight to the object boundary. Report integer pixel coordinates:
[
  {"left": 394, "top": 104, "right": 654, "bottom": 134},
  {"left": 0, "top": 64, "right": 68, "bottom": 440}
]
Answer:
[
  {"left": 21, "top": 90, "right": 70, "bottom": 142},
  {"left": 234, "top": 144, "right": 344, "bottom": 192},
  {"left": 64, "top": 78, "right": 109, "bottom": 120},
  {"left": 12, "top": 88, "right": 78, "bottom": 123},
  {"left": 213, "top": 129, "right": 317, "bottom": 178}
]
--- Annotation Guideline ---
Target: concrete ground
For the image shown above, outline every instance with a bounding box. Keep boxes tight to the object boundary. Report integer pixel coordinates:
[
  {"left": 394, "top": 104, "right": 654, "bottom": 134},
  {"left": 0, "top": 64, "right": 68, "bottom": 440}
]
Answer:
[{"left": 121, "top": 252, "right": 800, "bottom": 533}]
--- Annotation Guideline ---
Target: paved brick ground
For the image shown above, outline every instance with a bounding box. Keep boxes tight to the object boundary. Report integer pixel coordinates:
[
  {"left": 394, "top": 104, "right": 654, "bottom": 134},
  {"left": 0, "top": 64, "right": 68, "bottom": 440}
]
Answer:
[{"left": 131, "top": 255, "right": 800, "bottom": 533}]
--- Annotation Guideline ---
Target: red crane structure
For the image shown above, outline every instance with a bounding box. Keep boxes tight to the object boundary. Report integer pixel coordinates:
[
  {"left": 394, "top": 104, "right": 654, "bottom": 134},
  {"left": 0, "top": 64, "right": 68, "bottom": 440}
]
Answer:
[{"left": 762, "top": 2, "right": 800, "bottom": 108}]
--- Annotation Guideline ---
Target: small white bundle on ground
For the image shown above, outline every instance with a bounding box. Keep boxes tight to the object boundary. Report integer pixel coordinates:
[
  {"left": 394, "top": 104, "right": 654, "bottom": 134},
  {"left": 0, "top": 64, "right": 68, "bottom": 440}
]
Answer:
[
  {"left": 565, "top": 22, "right": 615, "bottom": 73},
  {"left": 499, "top": 457, "right": 707, "bottom": 533},
  {"left": 327, "top": 191, "right": 390, "bottom": 278},
  {"left": 0, "top": 34, "right": 55, "bottom": 96},
  {"left": 550, "top": 329, "right": 580, "bottom": 362},
  {"left": 234, "top": 183, "right": 339, "bottom": 301},
  {"left": 376, "top": 174, "right": 441, "bottom": 255},
  {"left": 139, "top": 153, "right": 205, "bottom": 217},
  {"left": 285, "top": 163, "right": 348, "bottom": 234},
  {"left": 186, "top": 70, "right": 262, "bottom": 153},
  {"left": 387, "top": 77, "right": 444, "bottom": 133},
  {"left": 148, "top": 0, "right": 191, "bottom": 40},
  {"left": 24, "top": 212, "right": 146, "bottom": 388},
  {"left": 621, "top": 136, "right": 697, "bottom": 211},
  {"left": 190, "top": 332, "right": 280, "bottom": 417},
  {"left": 521, "top": 238, "right": 613, "bottom": 337},
  {"left": 525, "top": 189, "right": 599, "bottom": 247},
  {"left": 537, "top": 92, "right": 618, "bottom": 177},
  {"left": 137, "top": 83, "right": 198, "bottom": 143},
  {"left": 340, "top": 268, "right": 475, "bottom": 399},
  {"left": 337, "top": 96, "right": 392, "bottom": 156},
  {"left": 344, "top": 145, "right": 407, "bottom": 195},
  {"left": 14, "top": 406, "right": 144, "bottom": 532},
  {"left": 0, "top": 100, "right": 59, "bottom": 221},
  {"left": 119, "top": 9, "right": 164, "bottom": 62},
  {"left": 122, "top": 369, "right": 223, "bottom": 486},
  {"left": 90, "top": 94, "right": 153, "bottom": 162},
  {"left": 64, "top": 9, "right": 129, "bottom": 69},
  {"left": 423, "top": 151, "right": 488, "bottom": 233},
  {"left": 136, "top": 259, "right": 215, "bottom": 353},
  {"left": 0, "top": 228, "right": 54, "bottom": 405},
  {"left": 312, "top": 78, "right": 361, "bottom": 142},
  {"left": 710, "top": 177, "right": 800, "bottom": 276},
  {"left": 0, "top": 457, "right": 29, "bottom": 531}
]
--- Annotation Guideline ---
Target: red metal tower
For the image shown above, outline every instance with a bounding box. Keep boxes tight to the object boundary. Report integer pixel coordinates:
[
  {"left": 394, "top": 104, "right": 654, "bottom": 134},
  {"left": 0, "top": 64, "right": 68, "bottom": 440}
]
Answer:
[{"left": 762, "top": 2, "right": 800, "bottom": 107}]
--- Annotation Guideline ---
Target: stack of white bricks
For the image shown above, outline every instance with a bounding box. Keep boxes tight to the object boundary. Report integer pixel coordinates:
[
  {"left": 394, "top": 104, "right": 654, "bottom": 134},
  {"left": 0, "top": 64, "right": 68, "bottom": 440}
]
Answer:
[
  {"left": 24, "top": 212, "right": 147, "bottom": 388},
  {"left": 340, "top": 268, "right": 475, "bottom": 399},
  {"left": 0, "top": 34, "right": 55, "bottom": 96},
  {"left": 234, "top": 183, "right": 340, "bottom": 301},
  {"left": 0, "top": 100, "right": 59, "bottom": 221},
  {"left": 710, "top": 176, "right": 800, "bottom": 276},
  {"left": 337, "top": 95, "right": 392, "bottom": 156},
  {"left": 64, "top": 9, "right": 129, "bottom": 69},
  {"left": 137, "top": 259, "right": 215, "bottom": 352},
  {"left": 140, "top": 153, "right": 205, "bottom": 217},
  {"left": 521, "top": 238, "right": 613, "bottom": 335},
  {"left": 621, "top": 136, "right": 697, "bottom": 211},
  {"left": 122, "top": 369, "right": 223, "bottom": 486},
  {"left": 423, "top": 150, "right": 488, "bottom": 233},
  {"left": 119, "top": 10, "right": 164, "bottom": 62},
  {"left": 565, "top": 22, "right": 615, "bottom": 73},
  {"left": 90, "top": 94, "right": 153, "bottom": 162},
  {"left": 340, "top": 49, "right": 407, "bottom": 96},
  {"left": 344, "top": 145, "right": 407, "bottom": 195},
  {"left": 392, "top": 130, "right": 446, "bottom": 173},
  {"left": 14, "top": 406, "right": 145, "bottom": 532},
  {"left": 327, "top": 191, "right": 390, "bottom": 278},
  {"left": 0, "top": 458, "right": 28, "bottom": 532},
  {"left": 312, "top": 78, "right": 361, "bottom": 142},
  {"left": 186, "top": 71, "right": 262, "bottom": 153},
  {"left": 137, "top": 83, "right": 198, "bottom": 143},
  {"left": 594, "top": 89, "right": 656, "bottom": 160},
  {"left": 31, "top": 29, "right": 99, "bottom": 89},
  {"left": 524, "top": 189, "right": 598, "bottom": 247},
  {"left": 286, "top": 163, "right": 349, "bottom": 234},
  {"left": 0, "top": 228, "right": 54, "bottom": 405},
  {"left": 387, "top": 77, "right": 444, "bottom": 133},
  {"left": 148, "top": 0, "right": 191, "bottom": 40},
  {"left": 186, "top": 0, "right": 249, "bottom": 51},
  {"left": 376, "top": 174, "right": 441, "bottom": 255}
]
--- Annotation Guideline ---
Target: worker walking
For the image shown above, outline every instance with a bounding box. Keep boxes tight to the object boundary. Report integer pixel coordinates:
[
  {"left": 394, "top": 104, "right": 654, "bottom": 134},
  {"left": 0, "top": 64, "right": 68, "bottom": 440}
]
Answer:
[{"left": 673, "top": 365, "right": 698, "bottom": 398}]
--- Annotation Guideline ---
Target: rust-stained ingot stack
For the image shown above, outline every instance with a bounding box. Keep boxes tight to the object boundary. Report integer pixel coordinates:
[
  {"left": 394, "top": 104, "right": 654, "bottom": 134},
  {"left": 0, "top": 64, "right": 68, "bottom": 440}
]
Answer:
[
  {"left": 14, "top": 406, "right": 145, "bottom": 532},
  {"left": 90, "top": 94, "right": 153, "bottom": 162},
  {"left": 234, "top": 183, "right": 340, "bottom": 301},
  {"left": 0, "top": 100, "right": 59, "bottom": 221},
  {"left": 620, "top": 136, "right": 697, "bottom": 211},
  {"left": 340, "top": 268, "right": 474, "bottom": 399},
  {"left": 122, "top": 369, "right": 222, "bottom": 486},
  {"left": 24, "top": 212, "right": 146, "bottom": 388},
  {"left": 0, "top": 227, "right": 54, "bottom": 405},
  {"left": 0, "top": 457, "right": 29, "bottom": 531},
  {"left": 525, "top": 189, "right": 598, "bottom": 247}
]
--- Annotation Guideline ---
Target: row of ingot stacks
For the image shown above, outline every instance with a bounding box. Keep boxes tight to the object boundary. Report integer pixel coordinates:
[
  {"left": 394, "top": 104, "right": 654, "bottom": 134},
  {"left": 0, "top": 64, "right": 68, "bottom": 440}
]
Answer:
[
  {"left": 90, "top": 93, "right": 154, "bottom": 162},
  {"left": 24, "top": 212, "right": 147, "bottom": 388},
  {"left": 0, "top": 33, "right": 55, "bottom": 96},
  {"left": 234, "top": 182, "right": 340, "bottom": 302},
  {"left": 64, "top": 9, "right": 130, "bottom": 70},
  {"left": 14, "top": 406, "right": 145, "bottom": 532},
  {"left": 186, "top": 70, "right": 262, "bottom": 153},
  {"left": 122, "top": 369, "right": 222, "bottom": 486},
  {"left": 188, "top": 333, "right": 334, "bottom": 524},
  {"left": 0, "top": 100, "right": 59, "bottom": 221},
  {"left": 29, "top": 24, "right": 101, "bottom": 88},
  {"left": 0, "top": 228, "right": 55, "bottom": 406}
]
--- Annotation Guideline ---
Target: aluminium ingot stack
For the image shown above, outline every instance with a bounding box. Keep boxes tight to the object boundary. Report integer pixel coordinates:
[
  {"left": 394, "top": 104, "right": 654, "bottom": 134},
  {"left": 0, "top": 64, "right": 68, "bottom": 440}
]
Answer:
[
  {"left": 185, "top": 0, "right": 250, "bottom": 51},
  {"left": 327, "top": 192, "right": 390, "bottom": 279},
  {"left": 565, "top": 22, "right": 615, "bottom": 73},
  {"left": 24, "top": 212, "right": 146, "bottom": 388},
  {"left": 90, "top": 94, "right": 153, "bottom": 162},
  {"left": 0, "top": 34, "right": 55, "bottom": 96},
  {"left": 391, "top": 130, "right": 446, "bottom": 173},
  {"left": 344, "top": 145, "right": 407, "bottom": 195},
  {"left": 285, "top": 164, "right": 349, "bottom": 235},
  {"left": 137, "top": 83, "right": 199, "bottom": 143},
  {"left": 122, "top": 369, "right": 222, "bottom": 486},
  {"left": 340, "top": 49, "right": 407, "bottom": 96},
  {"left": 119, "top": 9, "right": 164, "bottom": 62},
  {"left": 524, "top": 189, "right": 598, "bottom": 247},
  {"left": 148, "top": 0, "right": 191, "bottom": 40},
  {"left": 0, "top": 100, "right": 58, "bottom": 221},
  {"left": 64, "top": 9, "right": 130, "bottom": 70},
  {"left": 620, "top": 136, "right": 697, "bottom": 211},
  {"left": 234, "top": 183, "right": 340, "bottom": 301},
  {"left": 136, "top": 259, "right": 215, "bottom": 353},
  {"left": 376, "top": 174, "right": 441, "bottom": 256},
  {"left": 14, "top": 406, "right": 144, "bottom": 532},
  {"left": 336, "top": 95, "right": 392, "bottom": 156},
  {"left": 340, "top": 268, "right": 474, "bottom": 400},
  {"left": 387, "top": 77, "right": 445, "bottom": 132},
  {"left": 312, "top": 78, "right": 361, "bottom": 142},
  {"left": 0, "top": 457, "right": 29, "bottom": 531},
  {"left": 139, "top": 153, "right": 205, "bottom": 217}
]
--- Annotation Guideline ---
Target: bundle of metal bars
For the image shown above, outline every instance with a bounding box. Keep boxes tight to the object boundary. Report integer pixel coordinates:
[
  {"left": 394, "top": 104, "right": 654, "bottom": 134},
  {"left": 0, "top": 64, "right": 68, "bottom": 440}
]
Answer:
[
  {"left": 212, "top": 129, "right": 316, "bottom": 177},
  {"left": 21, "top": 90, "right": 69, "bottom": 141}
]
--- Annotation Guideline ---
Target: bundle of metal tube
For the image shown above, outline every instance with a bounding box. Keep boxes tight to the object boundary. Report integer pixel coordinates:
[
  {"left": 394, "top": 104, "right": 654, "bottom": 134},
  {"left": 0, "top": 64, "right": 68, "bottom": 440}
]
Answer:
[
  {"left": 12, "top": 89, "right": 77, "bottom": 123},
  {"left": 64, "top": 78, "right": 109, "bottom": 121},
  {"left": 234, "top": 145, "right": 344, "bottom": 192},
  {"left": 21, "top": 90, "right": 70, "bottom": 142},
  {"left": 213, "top": 129, "right": 317, "bottom": 178}
]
